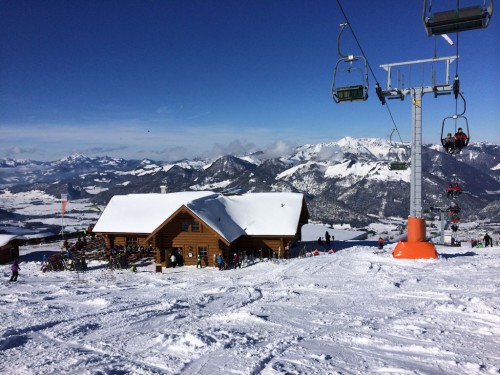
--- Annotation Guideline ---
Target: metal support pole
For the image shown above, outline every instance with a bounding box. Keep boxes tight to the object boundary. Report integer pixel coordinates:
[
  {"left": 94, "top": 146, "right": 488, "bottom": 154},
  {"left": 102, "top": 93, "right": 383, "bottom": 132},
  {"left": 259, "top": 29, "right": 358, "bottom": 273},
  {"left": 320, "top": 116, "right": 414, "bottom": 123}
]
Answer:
[
  {"left": 410, "top": 88, "right": 423, "bottom": 218},
  {"left": 379, "top": 57, "right": 457, "bottom": 259},
  {"left": 440, "top": 209, "right": 445, "bottom": 245}
]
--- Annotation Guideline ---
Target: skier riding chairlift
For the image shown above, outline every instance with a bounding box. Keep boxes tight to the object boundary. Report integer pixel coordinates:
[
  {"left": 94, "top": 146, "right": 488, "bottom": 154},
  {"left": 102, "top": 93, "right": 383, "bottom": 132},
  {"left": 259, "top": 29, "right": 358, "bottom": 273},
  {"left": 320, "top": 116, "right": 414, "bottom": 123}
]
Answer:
[{"left": 447, "top": 183, "right": 462, "bottom": 198}]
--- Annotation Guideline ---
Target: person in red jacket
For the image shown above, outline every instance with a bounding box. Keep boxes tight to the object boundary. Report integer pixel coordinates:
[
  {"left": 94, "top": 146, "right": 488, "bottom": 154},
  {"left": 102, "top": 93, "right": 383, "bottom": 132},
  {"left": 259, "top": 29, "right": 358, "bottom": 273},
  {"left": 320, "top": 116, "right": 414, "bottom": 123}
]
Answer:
[
  {"left": 454, "top": 127, "right": 468, "bottom": 152},
  {"left": 378, "top": 237, "right": 384, "bottom": 249},
  {"left": 450, "top": 184, "right": 462, "bottom": 197}
]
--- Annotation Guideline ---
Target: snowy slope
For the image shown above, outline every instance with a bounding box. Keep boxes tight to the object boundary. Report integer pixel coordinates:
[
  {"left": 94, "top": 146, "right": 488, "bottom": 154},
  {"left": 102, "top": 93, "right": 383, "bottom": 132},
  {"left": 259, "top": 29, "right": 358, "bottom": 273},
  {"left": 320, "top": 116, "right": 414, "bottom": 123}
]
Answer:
[{"left": 1, "top": 242, "right": 499, "bottom": 374}]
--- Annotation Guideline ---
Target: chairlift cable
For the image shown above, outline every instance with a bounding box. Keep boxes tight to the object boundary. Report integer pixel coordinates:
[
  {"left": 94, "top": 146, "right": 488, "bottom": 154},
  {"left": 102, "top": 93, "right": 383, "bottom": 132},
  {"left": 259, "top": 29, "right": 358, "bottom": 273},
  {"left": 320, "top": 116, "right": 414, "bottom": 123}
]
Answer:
[
  {"left": 387, "top": 106, "right": 404, "bottom": 144},
  {"left": 335, "top": 0, "right": 379, "bottom": 84},
  {"left": 335, "top": 0, "right": 406, "bottom": 144}
]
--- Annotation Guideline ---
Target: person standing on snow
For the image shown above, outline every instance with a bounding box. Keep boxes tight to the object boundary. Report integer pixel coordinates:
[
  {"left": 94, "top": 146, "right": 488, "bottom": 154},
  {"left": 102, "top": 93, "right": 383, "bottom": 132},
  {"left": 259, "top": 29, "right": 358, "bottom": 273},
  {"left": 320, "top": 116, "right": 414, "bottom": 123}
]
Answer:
[
  {"left": 9, "top": 260, "right": 20, "bottom": 282},
  {"left": 484, "top": 233, "right": 492, "bottom": 247},
  {"left": 233, "top": 253, "right": 240, "bottom": 269},
  {"left": 325, "top": 231, "right": 331, "bottom": 248},
  {"left": 378, "top": 237, "right": 384, "bottom": 250},
  {"left": 217, "top": 254, "right": 224, "bottom": 270},
  {"left": 317, "top": 237, "right": 323, "bottom": 246},
  {"left": 196, "top": 254, "right": 202, "bottom": 269}
]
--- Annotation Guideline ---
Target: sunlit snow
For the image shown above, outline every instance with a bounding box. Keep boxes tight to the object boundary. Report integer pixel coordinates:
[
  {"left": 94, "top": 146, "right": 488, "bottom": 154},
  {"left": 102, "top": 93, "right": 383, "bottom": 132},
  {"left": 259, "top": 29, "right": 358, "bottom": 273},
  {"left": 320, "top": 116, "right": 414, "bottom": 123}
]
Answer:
[{"left": 1, "top": 242, "right": 499, "bottom": 374}]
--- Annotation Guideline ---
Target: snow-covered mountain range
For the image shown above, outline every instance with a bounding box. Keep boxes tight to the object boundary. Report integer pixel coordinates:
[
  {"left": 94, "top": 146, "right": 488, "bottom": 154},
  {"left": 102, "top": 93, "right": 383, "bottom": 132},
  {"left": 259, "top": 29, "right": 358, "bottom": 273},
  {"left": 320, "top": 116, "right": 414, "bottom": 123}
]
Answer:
[{"left": 1, "top": 137, "right": 499, "bottom": 236}]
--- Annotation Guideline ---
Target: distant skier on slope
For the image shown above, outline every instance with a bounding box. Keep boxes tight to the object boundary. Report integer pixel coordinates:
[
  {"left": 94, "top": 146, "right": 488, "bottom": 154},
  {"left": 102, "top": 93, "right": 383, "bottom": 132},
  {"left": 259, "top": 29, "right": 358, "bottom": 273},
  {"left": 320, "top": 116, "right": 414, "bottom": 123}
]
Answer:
[
  {"left": 484, "top": 233, "right": 493, "bottom": 247},
  {"left": 9, "top": 260, "right": 20, "bottom": 282},
  {"left": 378, "top": 237, "right": 384, "bottom": 250}
]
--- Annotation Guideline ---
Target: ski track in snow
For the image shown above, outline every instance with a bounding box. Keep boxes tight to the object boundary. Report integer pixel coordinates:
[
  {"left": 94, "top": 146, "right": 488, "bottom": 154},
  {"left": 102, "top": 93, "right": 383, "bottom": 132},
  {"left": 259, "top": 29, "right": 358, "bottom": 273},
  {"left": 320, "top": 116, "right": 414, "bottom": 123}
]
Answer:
[{"left": 0, "top": 244, "right": 499, "bottom": 374}]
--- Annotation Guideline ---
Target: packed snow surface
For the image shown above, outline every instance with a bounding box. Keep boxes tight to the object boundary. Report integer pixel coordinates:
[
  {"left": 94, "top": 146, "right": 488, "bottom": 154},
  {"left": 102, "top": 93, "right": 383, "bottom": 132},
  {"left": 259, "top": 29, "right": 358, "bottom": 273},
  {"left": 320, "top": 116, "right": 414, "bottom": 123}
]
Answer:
[{"left": 1, "top": 243, "right": 499, "bottom": 374}]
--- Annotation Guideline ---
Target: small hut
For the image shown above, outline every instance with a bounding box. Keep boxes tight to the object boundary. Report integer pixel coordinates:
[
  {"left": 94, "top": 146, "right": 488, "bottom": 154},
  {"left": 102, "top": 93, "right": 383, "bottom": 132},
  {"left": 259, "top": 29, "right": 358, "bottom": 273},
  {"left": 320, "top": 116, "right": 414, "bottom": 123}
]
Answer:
[{"left": 0, "top": 235, "right": 26, "bottom": 264}]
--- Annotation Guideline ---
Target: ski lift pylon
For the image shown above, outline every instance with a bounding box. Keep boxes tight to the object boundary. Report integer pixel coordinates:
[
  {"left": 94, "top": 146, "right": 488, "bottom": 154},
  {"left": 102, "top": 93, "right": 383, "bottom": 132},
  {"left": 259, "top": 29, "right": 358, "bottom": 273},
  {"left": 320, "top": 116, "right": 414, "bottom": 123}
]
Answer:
[
  {"left": 331, "top": 23, "right": 369, "bottom": 103},
  {"left": 423, "top": 0, "right": 494, "bottom": 36}
]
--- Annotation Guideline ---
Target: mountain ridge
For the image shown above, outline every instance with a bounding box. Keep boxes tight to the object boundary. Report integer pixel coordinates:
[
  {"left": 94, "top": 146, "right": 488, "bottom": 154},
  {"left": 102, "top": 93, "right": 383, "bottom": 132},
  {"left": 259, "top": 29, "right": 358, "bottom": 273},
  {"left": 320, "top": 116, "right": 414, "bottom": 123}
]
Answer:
[{"left": 1, "top": 137, "right": 499, "bottom": 235}]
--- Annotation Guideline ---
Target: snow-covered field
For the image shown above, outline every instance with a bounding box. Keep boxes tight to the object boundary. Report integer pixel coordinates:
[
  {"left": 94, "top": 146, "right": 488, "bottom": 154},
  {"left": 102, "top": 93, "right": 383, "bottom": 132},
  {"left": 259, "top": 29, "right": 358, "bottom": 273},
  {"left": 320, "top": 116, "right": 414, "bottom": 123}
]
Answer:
[
  {"left": 0, "top": 191, "right": 101, "bottom": 237},
  {"left": 1, "top": 242, "right": 499, "bottom": 375}
]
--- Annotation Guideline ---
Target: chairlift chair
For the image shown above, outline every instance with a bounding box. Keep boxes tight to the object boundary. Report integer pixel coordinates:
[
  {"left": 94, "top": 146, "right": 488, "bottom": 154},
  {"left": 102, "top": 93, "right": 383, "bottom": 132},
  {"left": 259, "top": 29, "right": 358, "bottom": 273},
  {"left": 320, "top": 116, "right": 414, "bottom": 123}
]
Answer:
[
  {"left": 440, "top": 92, "right": 470, "bottom": 153},
  {"left": 388, "top": 128, "right": 409, "bottom": 171},
  {"left": 389, "top": 161, "right": 408, "bottom": 171},
  {"left": 332, "top": 57, "right": 369, "bottom": 103},
  {"left": 423, "top": 0, "right": 494, "bottom": 36},
  {"left": 440, "top": 114, "right": 470, "bottom": 153},
  {"left": 332, "top": 23, "right": 369, "bottom": 103},
  {"left": 446, "top": 183, "right": 463, "bottom": 198}
]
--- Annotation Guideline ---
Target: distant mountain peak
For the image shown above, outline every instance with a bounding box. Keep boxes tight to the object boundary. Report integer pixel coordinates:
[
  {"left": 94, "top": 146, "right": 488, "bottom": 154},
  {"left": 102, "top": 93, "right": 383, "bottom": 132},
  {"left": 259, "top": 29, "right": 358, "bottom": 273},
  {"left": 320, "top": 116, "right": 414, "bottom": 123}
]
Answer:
[
  {"left": 61, "top": 153, "right": 89, "bottom": 161},
  {"left": 1, "top": 137, "right": 499, "bottom": 236}
]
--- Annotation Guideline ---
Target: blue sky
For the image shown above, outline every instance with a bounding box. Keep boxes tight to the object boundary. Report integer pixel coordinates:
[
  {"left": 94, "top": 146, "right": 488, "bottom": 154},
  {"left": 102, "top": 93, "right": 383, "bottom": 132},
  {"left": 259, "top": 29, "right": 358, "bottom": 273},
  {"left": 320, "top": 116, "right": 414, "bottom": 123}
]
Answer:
[{"left": 1, "top": 0, "right": 498, "bottom": 161}]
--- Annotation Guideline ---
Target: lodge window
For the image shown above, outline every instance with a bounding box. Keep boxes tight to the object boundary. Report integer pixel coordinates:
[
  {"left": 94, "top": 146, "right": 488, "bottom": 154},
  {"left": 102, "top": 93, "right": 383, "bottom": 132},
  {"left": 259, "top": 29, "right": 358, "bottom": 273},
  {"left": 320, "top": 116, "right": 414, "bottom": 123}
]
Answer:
[
  {"left": 198, "top": 245, "right": 208, "bottom": 257},
  {"left": 181, "top": 221, "right": 189, "bottom": 231},
  {"left": 127, "top": 237, "right": 138, "bottom": 247},
  {"left": 192, "top": 220, "right": 200, "bottom": 232}
]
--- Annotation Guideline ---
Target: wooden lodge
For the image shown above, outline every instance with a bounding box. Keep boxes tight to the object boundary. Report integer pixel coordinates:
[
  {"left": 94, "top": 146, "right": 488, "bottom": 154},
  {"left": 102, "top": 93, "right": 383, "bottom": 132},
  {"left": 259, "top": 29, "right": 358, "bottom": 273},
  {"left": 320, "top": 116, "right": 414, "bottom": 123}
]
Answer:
[
  {"left": 93, "top": 191, "right": 309, "bottom": 267},
  {"left": 0, "top": 235, "right": 26, "bottom": 264}
]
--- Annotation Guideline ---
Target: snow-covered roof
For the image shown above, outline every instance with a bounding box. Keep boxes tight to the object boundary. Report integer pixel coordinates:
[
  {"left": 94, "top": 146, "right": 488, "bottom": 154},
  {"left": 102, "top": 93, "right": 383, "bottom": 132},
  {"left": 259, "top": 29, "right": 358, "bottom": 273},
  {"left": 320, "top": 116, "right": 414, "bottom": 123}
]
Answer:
[
  {"left": 215, "top": 193, "right": 305, "bottom": 236},
  {"left": 0, "top": 234, "right": 27, "bottom": 247},
  {"left": 186, "top": 195, "right": 245, "bottom": 243},
  {"left": 93, "top": 191, "right": 216, "bottom": 234},
  {"left": 93, "top": 191, "right": 306, "bottom": 242}
]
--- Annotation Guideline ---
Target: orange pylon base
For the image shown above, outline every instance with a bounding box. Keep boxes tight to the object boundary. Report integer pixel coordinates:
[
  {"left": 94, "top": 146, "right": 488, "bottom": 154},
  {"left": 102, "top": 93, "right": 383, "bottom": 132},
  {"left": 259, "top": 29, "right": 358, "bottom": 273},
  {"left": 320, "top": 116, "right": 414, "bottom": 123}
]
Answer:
[{"left": 392, "top": 241, "right": 438, "bottom": 259}]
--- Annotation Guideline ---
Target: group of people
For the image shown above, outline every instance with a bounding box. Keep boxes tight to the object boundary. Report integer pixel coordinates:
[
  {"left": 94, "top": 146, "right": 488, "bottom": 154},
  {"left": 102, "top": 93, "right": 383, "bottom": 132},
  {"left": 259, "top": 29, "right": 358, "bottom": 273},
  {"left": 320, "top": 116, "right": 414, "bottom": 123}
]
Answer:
[
  {"left": 63, "top": 236, "right": 88, "bottom": 252},
  {"left": 446, "top": 186, "right": 462, "bottom": 227},
  {"left": 442, "top": 127, "right": 468, "bottom": 154},
  {"left": 83, "top": 224, "right": 95, "bottom": 238},
  {"left": 317, "top": 231, "right": 335, "bottom": 249},
  {"left": 446, "top": 184, "right": 462, "bottom": 198},
  {"left": 470, "top": 234, "right": 495, "bottom": 248},
  {"left": 196, "top": 254, "right": 209, "bottom": 268},
  {"left": 448, "top": 201, "right": 461, "bottom": 215},
  {"left": 168, "top": 249, "right": 184, "bottom": 268},
  {"left": 442, "top": 129, "right": 469, "bottom": 232},
  {"left": 216, "top": 253, "right": 241, "bottom": 270}
]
